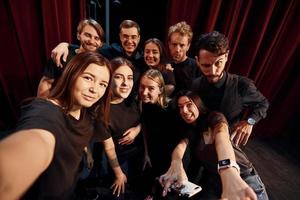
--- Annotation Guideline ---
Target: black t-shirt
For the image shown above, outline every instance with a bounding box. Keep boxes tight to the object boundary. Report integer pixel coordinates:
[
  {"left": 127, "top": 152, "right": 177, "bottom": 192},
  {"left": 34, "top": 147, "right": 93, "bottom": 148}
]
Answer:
[
  {"left": 42, "top": 45, "right": 78, "bottom": 80},
  {"left": 161, "top": 69, "right": 176, "bottom": 86},
  {"left": 141, "top": 102, "right": 181, "bottom": 176},
  {"left": 15, "top": 98, "right": 107, "bottom": 199},
  {"left": 98, "top": 100, "right": 143, "bottom": 160},
  {"left": 172, "top": 57, "right": 201, "bottom": 95}
]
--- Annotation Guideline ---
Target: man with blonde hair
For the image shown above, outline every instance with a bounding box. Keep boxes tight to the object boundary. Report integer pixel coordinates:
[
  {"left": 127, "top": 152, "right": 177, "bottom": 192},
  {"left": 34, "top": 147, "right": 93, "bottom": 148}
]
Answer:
[{"left": 167, "top": 21, "right": 201, "bottom": 95}]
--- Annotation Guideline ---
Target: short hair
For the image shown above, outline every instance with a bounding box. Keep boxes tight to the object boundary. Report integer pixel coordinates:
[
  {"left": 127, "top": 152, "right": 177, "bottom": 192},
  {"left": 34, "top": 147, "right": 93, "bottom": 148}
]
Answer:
[
  {"left": 176, "top": 90, "right": 208, "bottom": 115},
  {"left": 119, "top": 19, "right": 140, "bottom": 35},
  {"left": 144, "top": 38, "right": 169, "bottom": 68},
  {"left": 49, "top": 51, "right": 112, "bottom": 126},
  {"left": 140, "top": 69, "right": 169, "bottom": 108},
  {"left": 77, "top": 19, "right": 105, "bottom": 42},
  {"left": 195, "top": 31, "right": 229, "bottom": 56},
  {"left": 110, "top": 57, "right": 135, "bottom": 74},
  {"left": 168, "top": 21, "right": 193, "bottom": 44}
]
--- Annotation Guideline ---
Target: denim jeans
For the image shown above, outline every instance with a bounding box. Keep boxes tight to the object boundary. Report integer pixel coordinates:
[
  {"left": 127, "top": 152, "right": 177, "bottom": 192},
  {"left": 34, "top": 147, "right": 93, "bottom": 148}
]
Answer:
[{"left": 243, "top": 173, "right": 269, "bottom": 200}]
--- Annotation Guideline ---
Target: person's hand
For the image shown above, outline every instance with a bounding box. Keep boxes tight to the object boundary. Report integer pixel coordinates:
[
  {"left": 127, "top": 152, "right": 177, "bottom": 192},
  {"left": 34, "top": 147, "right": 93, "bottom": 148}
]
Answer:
[
  {"left": 231, "top": 120, "right": 253, "bottom": 146},
  {"left": 219, "top": 168, "right": 257, "bottom": 200},
  {"left": 159, "top": 159, "right": 188, "bottom": 197},
  {"left": 110, "top": 172, "right": 127, "bottom": 197},
  {"left": 166, "top": 63, "right": 174, "bottom": 71},
  {"left": 118, "top": 126, "right": 140, "bottom": 145},
  {"left": 50, "top": 42, "right": 69, "bottom": 67}
]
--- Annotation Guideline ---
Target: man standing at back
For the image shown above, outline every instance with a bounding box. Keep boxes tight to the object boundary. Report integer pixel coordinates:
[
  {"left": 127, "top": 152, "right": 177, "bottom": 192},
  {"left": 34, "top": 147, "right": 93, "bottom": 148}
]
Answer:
[
  {"left": 52, "top": 19, "right": 143, "bottom": 66},
  {"left": 192, "top": 31, "right": 269, "bottom": 146},
  {"left": 37, "top": 19, "right": 104, "bottom": 97},
  {"left": 100, "top": 19, "right": 144, "bottom": 83},
  {"left": 167, "top": 21, "right": 201, "bottom": 95},
  {"left": 100, "top": 20, "right": 142, "bottom": 63}
]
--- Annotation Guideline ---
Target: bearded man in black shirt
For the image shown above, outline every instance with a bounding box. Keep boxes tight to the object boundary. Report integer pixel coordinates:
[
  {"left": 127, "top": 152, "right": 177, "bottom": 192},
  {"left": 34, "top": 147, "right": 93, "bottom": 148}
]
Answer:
[{"left": 192, "top": 31, "right": 269, "bottom": 146}]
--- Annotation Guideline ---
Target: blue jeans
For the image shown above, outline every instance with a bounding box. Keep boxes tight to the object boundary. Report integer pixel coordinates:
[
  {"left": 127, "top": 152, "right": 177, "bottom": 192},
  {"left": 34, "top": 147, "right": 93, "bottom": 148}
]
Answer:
[{"left": 243, "top": 173, "right": 269, "bottom": 200}]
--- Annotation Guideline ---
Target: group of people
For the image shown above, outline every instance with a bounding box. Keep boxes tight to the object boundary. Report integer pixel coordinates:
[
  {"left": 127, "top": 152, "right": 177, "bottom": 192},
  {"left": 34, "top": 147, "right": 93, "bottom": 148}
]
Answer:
[{"left": 0, "top": 18, "right": 269, "bottom": 200}]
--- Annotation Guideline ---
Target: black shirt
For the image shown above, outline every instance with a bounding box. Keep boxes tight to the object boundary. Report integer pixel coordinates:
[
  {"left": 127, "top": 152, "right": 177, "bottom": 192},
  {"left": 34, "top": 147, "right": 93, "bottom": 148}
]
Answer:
[
  {"left": 172, "top": 57, "right": 201, "bottom": 95},
  {"left": 192, "top": 72, "right": 269, "bottom": 127},
  {"left": 15, "top": 98, "right": 108, "bottom": 199},
  {"left": 141, "top": 102, "right": 181, "bottom": 176},
  {"left": 100, "top": 100, "right": 143, "bottom": 160}
]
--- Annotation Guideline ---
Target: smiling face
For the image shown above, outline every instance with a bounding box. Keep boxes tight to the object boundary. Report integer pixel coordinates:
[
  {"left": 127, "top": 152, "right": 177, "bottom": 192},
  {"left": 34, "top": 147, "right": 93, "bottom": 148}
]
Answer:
[
  {"left": 178, "top": 96, "right": 199, "bottom": 124},
  {"left": 144, "top": 42, "right": 161, "bottom": 67},
  {"left": 139, "top": 76, "right": 162, "bottom": 104},
  {"left": 119, "top": 27, "right": 140, "bottom": 56},
  {"left": 112, "top": 65, "right": 134, "bottom": 102},
  {"left": 77, "top": 24, "right": 102, "bottom": 52},
  {"left": 72, "top": 63, "right": 110, "bottom": 109}
]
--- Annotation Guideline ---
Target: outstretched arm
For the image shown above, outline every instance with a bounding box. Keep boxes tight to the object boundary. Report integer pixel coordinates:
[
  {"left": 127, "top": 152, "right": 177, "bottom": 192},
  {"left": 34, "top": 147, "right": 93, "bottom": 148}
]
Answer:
[
  {"left": 102, "top": 138, "right": 127, "bottom": 197},
  {"left": 213, "top": 120, "right": 257, "bottom": 200},
  {"left": 51, "top": 42, "right": 70, "bottom": 67},
  {"left": 159, "top": 138, "right": 189, "bottom": 197},
  {"left": 0, "top": 129, "right": 55, "bottom": 200}
]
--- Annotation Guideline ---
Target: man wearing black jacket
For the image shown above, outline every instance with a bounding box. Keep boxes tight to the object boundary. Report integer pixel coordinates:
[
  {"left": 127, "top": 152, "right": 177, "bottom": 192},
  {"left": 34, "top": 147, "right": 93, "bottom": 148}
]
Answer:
[{"left": 192, "top": 31, "right": 269, "bottom": 146}]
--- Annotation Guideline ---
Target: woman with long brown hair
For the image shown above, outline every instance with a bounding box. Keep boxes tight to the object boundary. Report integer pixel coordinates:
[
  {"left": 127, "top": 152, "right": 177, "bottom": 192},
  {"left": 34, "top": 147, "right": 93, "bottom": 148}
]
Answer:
[{"left": 0, "top": 52, "right": 112, "bottom": 199}]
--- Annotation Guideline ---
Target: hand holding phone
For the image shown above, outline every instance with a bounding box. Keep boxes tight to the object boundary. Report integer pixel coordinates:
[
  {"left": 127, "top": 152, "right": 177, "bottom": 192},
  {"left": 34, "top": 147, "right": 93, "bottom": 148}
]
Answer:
[{"left": 171, "top": 181, "right": 202, "bottom": 198}]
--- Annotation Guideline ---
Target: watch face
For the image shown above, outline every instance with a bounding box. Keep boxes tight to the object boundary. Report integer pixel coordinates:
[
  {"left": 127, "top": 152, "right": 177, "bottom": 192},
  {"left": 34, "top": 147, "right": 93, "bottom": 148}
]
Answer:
[
  {"left": 219, "top": 159, "right": 230, "bottom": 166},
  {"left": 247, "top": 118, "right": 256, "bottom": 125}
]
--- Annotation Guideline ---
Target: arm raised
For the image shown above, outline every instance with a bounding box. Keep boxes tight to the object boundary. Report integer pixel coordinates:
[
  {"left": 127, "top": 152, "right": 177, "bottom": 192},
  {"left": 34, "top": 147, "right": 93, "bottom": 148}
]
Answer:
[
  {"left": 212, "top": 120, "right": 257, "bottom": 200},
  {"left": 0, "top": 129, "right": 55, "bottom": 200},
  {"left": 51, "top": 42, "right": 70, "bottom": 67}
]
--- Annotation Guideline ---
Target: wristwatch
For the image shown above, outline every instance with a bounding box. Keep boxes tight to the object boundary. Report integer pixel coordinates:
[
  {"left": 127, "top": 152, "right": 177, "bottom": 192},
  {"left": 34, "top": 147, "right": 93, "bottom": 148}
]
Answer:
[
  {"left": 247, "top": 117, "right": 256, "bottom": 125},
  {"left": 217, "top": 159, "right": 240, "bottom": 174}
]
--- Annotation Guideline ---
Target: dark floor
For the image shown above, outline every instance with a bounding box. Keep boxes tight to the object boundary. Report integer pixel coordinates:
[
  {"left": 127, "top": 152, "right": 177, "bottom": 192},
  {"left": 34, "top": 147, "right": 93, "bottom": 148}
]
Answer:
[{"left": 243, "top": 138, "right": 300, "bottom": 200}]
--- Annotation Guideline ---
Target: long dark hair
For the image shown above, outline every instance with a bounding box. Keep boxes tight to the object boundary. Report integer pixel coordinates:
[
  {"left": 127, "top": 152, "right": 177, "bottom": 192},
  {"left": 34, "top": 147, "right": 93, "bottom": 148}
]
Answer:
[
  {"left": 176, "top": 90, "right": 208, "bottom": 115},
  {"left": 49, "top": 51, "right": 112, "bottom": 126},
  {"left": 144, "top": 38, "right": 170, "bottom": 71}
]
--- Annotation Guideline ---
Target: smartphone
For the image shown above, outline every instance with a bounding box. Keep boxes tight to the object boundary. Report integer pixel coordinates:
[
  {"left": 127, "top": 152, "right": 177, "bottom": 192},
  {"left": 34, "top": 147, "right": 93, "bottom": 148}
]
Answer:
[{"left": 172, "top": 181, "right": 202, "bottom": 198}]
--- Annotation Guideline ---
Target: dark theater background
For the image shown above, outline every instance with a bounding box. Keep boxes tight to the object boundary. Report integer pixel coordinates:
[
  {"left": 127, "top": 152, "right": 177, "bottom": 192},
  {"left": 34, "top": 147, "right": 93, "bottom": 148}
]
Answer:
[{"left": 0, "top": 0, "right": 299, "bottom": 199}]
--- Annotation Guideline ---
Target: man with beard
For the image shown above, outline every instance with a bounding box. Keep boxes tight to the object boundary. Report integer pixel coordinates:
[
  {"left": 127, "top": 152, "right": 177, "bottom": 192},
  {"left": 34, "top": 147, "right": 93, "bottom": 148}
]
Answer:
[
  {"left": 192, "top": 31, "right": 269, "bottom": 146},
  {"left": 37, "top": 19, "right": 104, "bottom": 97}
]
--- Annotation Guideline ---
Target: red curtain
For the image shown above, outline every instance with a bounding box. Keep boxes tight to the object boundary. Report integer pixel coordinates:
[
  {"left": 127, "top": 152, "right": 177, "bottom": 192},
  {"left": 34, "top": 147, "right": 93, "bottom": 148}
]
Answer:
[
  {"left": 166, "top": 0, "right": 300, "bottom": 138},
  {"left": 0, "top": 0, "right": 86, "bottom": 130}
]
